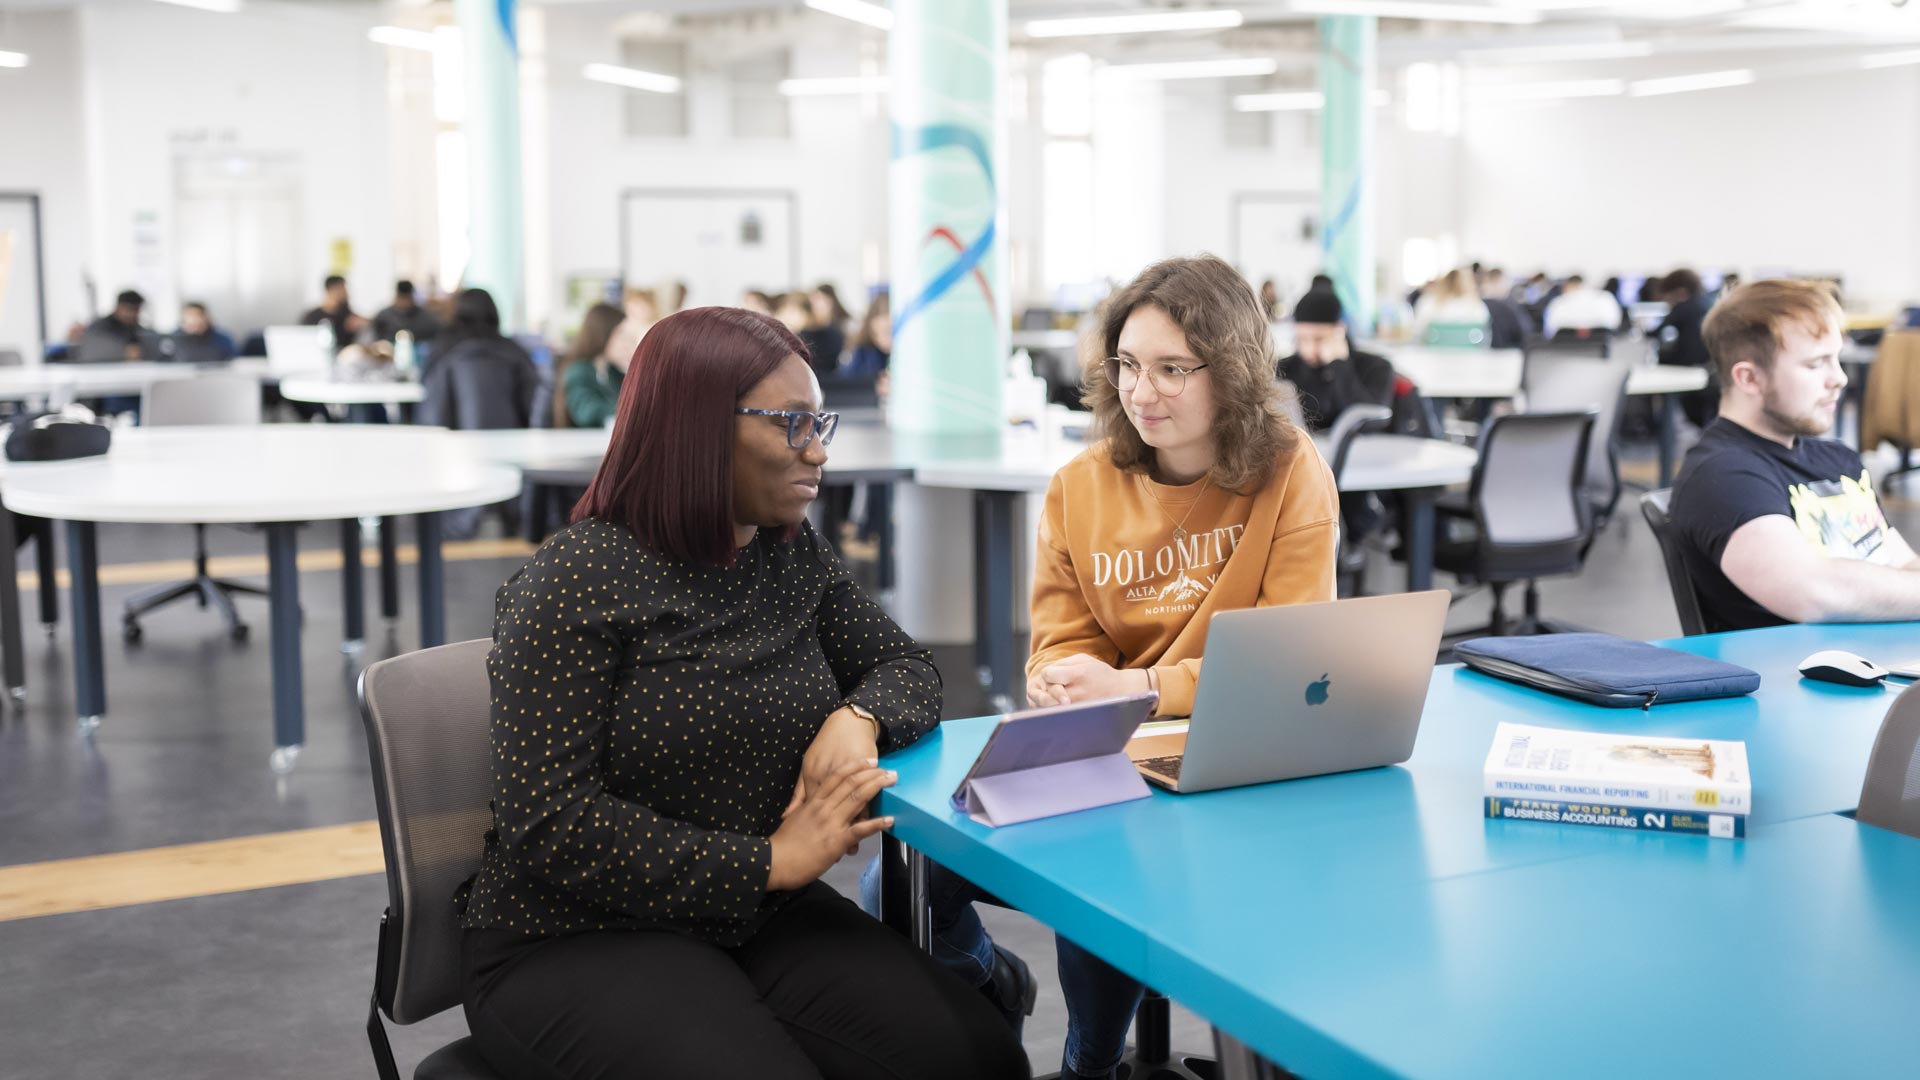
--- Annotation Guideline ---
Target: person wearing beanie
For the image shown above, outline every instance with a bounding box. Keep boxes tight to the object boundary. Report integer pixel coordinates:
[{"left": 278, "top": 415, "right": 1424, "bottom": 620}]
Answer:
[{"left": 1276, "top": 288, "right": 1395, "bottom": 433}]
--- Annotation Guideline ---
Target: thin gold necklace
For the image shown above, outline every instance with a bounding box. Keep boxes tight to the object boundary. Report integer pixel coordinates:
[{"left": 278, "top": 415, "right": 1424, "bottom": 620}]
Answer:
[{"left": 1137, "top": 472, "right": 1211, "bottom": 545}]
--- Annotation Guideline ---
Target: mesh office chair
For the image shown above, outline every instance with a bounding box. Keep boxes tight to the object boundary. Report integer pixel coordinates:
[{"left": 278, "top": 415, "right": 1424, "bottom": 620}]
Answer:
[
  {"left": 1638, "top": 489, "right": 1709, "bottom": 636},
  {"left": 122, "top": 374, "right": 267, "bottom": 643},
  {"left": 1858, "top": 681, "right": 1920, "bottom": 840},
  {"left": 359, "top": 638, "right": 505, "bottom": 1080},
  {"left": 1522, "top": 349, "right": 1634, "bottom": 533},
  {"left": 1327, "top": 405, "right": 1394, "bottom": 597},
  {"left": 1435, "top": 410, "right": 1598, "bottom": 637}
]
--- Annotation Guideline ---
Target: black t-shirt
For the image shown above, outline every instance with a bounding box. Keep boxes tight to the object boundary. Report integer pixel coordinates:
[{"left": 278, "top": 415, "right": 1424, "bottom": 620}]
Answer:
[
  {"left": 1275, "top": 348, "right": 1395, "bottom": 433},
  {"left": 1670, "top": 418, "right": 1895, "bottom": 632}
]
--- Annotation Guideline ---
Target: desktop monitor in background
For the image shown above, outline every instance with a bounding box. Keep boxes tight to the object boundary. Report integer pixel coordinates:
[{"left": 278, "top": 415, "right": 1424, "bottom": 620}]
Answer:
[
  {"left": 1699, "top": 269, "right": 1724, "bottom": 294},
  {"left": 1615, "top": 274, "right": 1647, "bottom": 305}
]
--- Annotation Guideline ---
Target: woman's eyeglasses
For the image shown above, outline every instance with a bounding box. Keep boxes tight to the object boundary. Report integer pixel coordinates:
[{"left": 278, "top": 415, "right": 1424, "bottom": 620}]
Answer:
[
  {"left": 736, "top": 408, "right": 841, "bottom": 449},
  {"left": 1104, "top": 356, "right": 1209, "bottom": 398}
]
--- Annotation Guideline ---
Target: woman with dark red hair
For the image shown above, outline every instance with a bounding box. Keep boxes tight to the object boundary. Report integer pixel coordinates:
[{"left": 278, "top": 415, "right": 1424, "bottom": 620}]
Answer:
[{"left": 457, "top": 306, "right": 1029, "bottom": 1079}]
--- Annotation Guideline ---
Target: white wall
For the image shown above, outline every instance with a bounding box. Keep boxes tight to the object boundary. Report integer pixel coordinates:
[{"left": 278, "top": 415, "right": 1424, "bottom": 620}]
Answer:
[
  {"left": 76, "top": 0, "right": 394, "bottom": 332},
  {"left": 1455, "top": 64, "right": 1920, "bottom": 307},
  {"left": 0, "top": 11, "right": 94, "bottom": 338},
  {"left": 539, "top": 9, "right": 881, "bottom": 318},
  {"left": 1161, "top": 82, "right": 1320, "bottom": 282}
]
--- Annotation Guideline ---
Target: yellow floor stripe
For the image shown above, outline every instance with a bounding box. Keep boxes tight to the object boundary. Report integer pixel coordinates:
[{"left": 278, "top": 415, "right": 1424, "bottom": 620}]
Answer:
[
  {"left": 0, "top": 821, "right": 386, "bottom": 922},
  {"left": 15, "top": 536, "right": 536, "bottom": 591}
]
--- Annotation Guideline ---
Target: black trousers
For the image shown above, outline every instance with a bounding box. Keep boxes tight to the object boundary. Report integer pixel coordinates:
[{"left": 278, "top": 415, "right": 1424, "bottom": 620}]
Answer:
[{"left": 462, "top": 882, "right": 1032, "bottom": 1080}]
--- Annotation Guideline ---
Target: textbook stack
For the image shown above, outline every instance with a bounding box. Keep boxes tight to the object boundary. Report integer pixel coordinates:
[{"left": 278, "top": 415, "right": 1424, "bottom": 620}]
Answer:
[{"left": 1482, "top": 722, "right": 1750, "bottom": 840}]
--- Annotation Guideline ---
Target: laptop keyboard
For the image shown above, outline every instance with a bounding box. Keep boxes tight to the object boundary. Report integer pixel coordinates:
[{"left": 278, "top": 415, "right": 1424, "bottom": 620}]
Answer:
[{"left": 1136, "top": 754, "right": 1183, "bottom": 781}]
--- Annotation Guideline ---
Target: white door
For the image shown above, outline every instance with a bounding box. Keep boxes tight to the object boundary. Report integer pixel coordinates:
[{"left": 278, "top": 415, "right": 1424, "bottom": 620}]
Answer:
[{"left": 174, "top": 154, "right": 306, "bottom": 339}]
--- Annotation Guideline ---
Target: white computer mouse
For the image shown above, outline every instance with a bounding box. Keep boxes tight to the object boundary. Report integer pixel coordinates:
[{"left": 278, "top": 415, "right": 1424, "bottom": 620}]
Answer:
[{"left": 1797, "top": 650, "right": 1890, "bottom": 688}]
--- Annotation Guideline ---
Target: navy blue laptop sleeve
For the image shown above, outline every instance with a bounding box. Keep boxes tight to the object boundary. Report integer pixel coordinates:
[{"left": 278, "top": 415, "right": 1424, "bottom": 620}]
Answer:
[{"left": 1454, "top": 633, "right": 1761, "bottom": 708}]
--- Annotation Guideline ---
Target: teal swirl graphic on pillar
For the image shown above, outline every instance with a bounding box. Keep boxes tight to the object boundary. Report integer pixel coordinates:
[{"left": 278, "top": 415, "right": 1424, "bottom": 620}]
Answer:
[
  {"left": 1319, "top": 15, "right": 1376, "bottom": 334},
  {"left": 889, "top": 0, "right": 1007, "bottom": 438},
  {"left": 457, "top": 0, "right": 525, "bottom": 331},
  {"left": 891, "top": 122, "right": 997, "bottom": 336}
]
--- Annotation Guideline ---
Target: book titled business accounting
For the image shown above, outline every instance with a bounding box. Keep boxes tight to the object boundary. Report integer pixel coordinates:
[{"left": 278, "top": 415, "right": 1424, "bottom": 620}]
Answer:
[{"left": 1482, "top": 722, "right": 1749, "bottom": 839}]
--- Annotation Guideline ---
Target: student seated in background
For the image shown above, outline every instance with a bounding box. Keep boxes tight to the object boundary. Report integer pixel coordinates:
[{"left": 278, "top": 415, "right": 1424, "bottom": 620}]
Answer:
[
  {"left": 843, "top": 289, "right": 890, "bottom": 379},
  {"left": 417, "top": 288, "right": 538, "bottom": 430},
  {"left": 77, "top": 289, "right": 152, "bottom": 362},
  {"left": 1276, "top": 288, "right": 1393, "bottom": 433},
  {"left": 551, "top": 301, "right": 627, "bottom": 428},
  {"left": 1657, "top": 268, "right": 1716, "bottom": 426},
  {"left": 460, "top": 306, "right": 1028, "bottom": 1080},
  {"left": 1541, "top": 274, "right": 1622, "bottom": 339},
  {"left": 299, "top": 274, "right": 369, "bottom": 348},
  {"left": 800, "top": 284, "right": 850, "bottom": 376},
  {"left": 162, "top": 302, "right": 236, "bottom": 363},
  {"left": 1479, "top": 268, "right": 1530, "bottom": 348},
  {"left": 1410, "top": 267, "right": 1490, "bottom": 340},
  {"left": 1671, "top": 279, "right": 1920, "bottom": 632},
  {"left": 371, "top": 279, "right": 442, "bottom": 345},
  {"left": 862, "top": 255, "right": 1338, "bottom": 1080}
]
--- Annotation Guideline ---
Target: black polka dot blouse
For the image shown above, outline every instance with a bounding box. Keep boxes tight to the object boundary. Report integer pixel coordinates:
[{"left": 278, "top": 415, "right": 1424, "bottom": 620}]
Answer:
[{"left": 459, "top": 516, "right": 942, "bottom": 947}]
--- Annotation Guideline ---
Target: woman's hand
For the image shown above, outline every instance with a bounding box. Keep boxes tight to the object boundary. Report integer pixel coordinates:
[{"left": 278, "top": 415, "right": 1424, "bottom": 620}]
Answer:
[
  {"left": 1028, "top": 655, "right": 1149, "bottom": 707},
  {"left": 768, "top": 759, "right": 896, "bottom": 891},
  {"left": 786, "top": 707, "right": 880, "bottom": 818}
]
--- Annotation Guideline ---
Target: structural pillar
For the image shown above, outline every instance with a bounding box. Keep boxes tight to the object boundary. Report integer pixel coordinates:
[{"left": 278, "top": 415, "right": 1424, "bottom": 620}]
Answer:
[
  {"left": 889, "top": 0, "right": 1009, "bottom": 643},
  {"left": 457, "top": 0, "right": 525, "bottom": 330},
  {"left": 1318, "top": 15, "right": 1377, "bottom": 334}
]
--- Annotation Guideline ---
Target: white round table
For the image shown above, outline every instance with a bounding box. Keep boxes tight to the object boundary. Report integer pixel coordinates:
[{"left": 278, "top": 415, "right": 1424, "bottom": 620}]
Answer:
[
  {"left": 277, "top": 375, "right": 426, "bottom": 406},
  {"left": 0, "top": 359, "right": 273, "bottom": 406},
  {"left": 1625, "top": 364, "right": 1708, "bottom": 396},
  {"left": 3, "top": 425, "right": 523, "bottom": 770}
]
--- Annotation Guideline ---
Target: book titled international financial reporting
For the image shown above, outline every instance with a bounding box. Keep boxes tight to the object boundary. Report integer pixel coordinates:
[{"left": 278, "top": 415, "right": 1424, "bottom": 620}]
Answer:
[{"left": 1482, "top": 722, "right": 1750, "bottom": 840}]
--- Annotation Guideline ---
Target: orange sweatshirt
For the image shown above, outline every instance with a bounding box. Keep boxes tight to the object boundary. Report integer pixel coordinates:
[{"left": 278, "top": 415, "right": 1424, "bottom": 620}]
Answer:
[{"left": 1026, "top": 437, "right": 1339, "bottom": 716}]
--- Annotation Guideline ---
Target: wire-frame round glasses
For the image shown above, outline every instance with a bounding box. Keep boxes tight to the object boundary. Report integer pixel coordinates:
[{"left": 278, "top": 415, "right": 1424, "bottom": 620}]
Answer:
[{"left": 1103, "top": 356, "right": 1210, "bottom": 398}]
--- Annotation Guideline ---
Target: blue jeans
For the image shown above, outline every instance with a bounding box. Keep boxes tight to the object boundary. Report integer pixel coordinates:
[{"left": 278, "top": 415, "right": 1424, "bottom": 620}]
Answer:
[{"left": 860, "top": 854, "right": 1145, "bottom": 1079}]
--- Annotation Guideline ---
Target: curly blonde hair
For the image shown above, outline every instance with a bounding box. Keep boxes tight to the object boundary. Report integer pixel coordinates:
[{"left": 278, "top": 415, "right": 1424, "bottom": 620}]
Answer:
[{"left": 1082, "top": 255, "right": 1300, "bottom": 493}]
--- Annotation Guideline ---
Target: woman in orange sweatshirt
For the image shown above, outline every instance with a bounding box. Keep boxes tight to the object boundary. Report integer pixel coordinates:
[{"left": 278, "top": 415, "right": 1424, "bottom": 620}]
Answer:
[{"left": 864, "top": 255, "right": 1338, "bottom": 1079}]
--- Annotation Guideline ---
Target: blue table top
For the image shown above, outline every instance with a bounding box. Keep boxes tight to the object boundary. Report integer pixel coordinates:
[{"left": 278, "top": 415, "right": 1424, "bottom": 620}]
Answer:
[{"left": 878, "top": 622, "right": 1920, "bottom": 1078}]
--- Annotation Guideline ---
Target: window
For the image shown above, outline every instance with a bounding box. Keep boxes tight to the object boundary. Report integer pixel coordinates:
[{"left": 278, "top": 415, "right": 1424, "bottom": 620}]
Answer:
[
  {"left": 728, "top": 47, "right": 791, "bottom": 140},
  {"left": 1042, "top": 54, "right": 1095, "bottom": 293},
  {"left": 1222, "top": 76, "right": 1273, "bottom": 149},
  {"left": 622, "top": 39, "right": 689, "bottom": 138}
]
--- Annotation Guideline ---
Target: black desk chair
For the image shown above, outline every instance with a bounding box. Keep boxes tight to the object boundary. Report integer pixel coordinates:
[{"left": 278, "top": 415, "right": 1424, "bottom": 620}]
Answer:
[
  {"left": 1858, "top": 681, "right": 1920, "bottom": 840},
  {"left": 1436, "top": 410, "right": 1598, "bottom": 637},
  {"left": 1522, "top": 349, "right": 1633, "bottom": 535},
  {"left": 359, "top": 639, "right": 506, "bottom": 1080},
  {"left": 1327, "top": 404, "right": 1394, "bottom": 597},
  {"left": 1638, "top": 489, "right": 1708, "bottom": 636},
  {"left": 122, "top": 374, "right": 268, "bottom": 643}
]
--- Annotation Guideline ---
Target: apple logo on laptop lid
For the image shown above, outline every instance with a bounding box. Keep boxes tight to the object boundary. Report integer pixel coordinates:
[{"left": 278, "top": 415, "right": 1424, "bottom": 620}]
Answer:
[{"left": 1305, "top": 673, "right": 1330, "bottom": 706}]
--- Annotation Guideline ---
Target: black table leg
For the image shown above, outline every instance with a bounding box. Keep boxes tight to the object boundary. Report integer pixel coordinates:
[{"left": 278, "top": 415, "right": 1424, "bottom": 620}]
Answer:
[
  {"left": 340, "top": 518, "right": 364, "bottom": 650},
  {"left": 379, "top": 516, "right": 399, "bottom": 621},
  {"left": 67, "top": 521, "right": 104, "bottom": 733},
  {"left": 973, "top": 491, "right": 1016, "bottom": 714},
  {"left": 1403, "top": 488, "right": 1437, "bottom": 593},
  {"left": 1658, "top": 394, "right": 1679, "bottom": 488},
  {"left": 418, "top": 512, "right": 445, "bottom": 648},
  {"left": 35, "top": 518, "right": 57, "bottom": 630},
  {"left": 266, "top": 523, "right": 304, "bottom": 773},
  {"left": 0, "top": 509, "right": 24, "bottom": 704}
]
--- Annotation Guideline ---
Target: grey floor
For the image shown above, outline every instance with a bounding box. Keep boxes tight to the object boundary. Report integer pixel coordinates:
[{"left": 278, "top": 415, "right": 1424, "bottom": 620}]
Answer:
[{"left": 2, "top": 439, "right": 1913, "bottom": 1079}]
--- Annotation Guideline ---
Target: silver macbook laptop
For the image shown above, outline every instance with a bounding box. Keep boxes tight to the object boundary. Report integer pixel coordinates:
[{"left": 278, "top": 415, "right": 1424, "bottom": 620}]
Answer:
[{"left": 1126, "top": 590, "right": 1450, "bottom": 794}]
